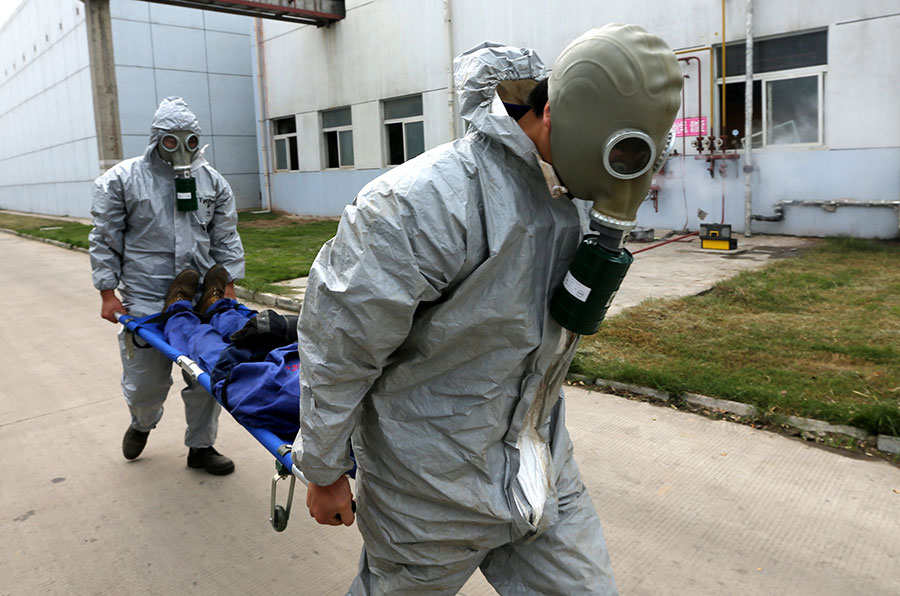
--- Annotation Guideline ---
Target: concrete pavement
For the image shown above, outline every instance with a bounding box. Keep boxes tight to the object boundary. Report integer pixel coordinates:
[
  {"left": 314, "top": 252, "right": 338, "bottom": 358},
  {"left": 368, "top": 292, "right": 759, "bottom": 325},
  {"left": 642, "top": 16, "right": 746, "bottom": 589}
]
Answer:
[{"left": 1, "top": 232, "right": 898, "bottom": 595}]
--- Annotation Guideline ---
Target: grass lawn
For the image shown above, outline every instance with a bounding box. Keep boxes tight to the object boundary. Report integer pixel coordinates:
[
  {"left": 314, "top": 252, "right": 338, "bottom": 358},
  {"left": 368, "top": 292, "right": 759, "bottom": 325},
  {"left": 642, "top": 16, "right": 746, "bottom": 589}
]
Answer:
[
  {"left": 235, "top": 211, "right": 338, "bottom": 295},
  {"left": 573, "top": 237, "right": 900, "bottom": 437},
  {"left": 0, "top": 212, "right": 92, "bottom": 249},
  {"left": 0, "top": 210, "right": 338, "bottom": 296},
  {"left": 4, "top": 210, "right": 898, "bottom": 437}
]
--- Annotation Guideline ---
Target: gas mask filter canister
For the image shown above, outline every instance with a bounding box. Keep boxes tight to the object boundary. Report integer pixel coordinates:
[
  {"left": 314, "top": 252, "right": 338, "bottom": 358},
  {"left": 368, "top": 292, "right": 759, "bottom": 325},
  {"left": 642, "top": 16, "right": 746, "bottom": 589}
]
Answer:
[
  {"left": 157, "top": 131, "right": 201, "bottom": 212},
  {"left": 547, "top": 24, "right": 683, "bottom": 335}
]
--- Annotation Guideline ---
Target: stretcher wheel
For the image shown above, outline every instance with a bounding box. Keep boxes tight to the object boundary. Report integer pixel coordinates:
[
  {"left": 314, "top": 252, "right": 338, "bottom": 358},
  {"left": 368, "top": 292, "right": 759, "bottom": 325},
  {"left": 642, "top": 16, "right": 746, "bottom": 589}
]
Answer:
[{"left": 272, "top": 505, "right": 289, "bottom": 532}]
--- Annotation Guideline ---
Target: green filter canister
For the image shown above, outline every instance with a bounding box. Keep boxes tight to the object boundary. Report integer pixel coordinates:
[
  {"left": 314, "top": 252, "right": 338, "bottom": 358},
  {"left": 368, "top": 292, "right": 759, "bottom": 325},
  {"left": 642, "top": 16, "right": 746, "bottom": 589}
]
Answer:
[
  {"left": 549, "top": 235, "right": 633, "bottom": 335},
  {"left": 175, "top": 175, "right": 198, "bottom": 212}
]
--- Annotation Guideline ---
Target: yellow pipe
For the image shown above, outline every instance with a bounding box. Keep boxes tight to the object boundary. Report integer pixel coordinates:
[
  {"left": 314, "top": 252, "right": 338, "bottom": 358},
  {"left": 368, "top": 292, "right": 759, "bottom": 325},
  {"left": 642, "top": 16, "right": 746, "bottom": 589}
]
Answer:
[
  {"left": 675, "top": 47, "right": 715, "bottom": 136},
  {"left": 721, "top": 0, "right": 727, "bottom": 135}
]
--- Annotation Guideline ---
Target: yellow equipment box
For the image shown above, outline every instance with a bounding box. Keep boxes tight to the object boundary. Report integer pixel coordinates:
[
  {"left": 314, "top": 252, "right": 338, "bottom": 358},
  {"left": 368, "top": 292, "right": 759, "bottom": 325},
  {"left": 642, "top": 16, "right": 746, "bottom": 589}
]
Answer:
[{"left": 699, "top": 223, "right": 738, "bottom": 250}]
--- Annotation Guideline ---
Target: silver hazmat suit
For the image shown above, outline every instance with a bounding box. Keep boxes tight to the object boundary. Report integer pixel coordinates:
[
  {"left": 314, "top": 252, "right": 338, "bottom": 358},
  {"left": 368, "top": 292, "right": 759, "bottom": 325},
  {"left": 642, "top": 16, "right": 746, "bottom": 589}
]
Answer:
[
  {"left": 294, "top": 45, "right": 617, "bottom": 594},
  {"left": 89, "top": 97, "right": 245, "bottom": 447}
]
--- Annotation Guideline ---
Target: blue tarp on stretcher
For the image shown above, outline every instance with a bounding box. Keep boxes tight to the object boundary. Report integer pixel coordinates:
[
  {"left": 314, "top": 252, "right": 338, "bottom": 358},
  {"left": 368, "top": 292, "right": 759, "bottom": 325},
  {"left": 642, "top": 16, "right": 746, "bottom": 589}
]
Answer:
[{"left": 118, "top": 307, "right": 296, "bottom": 474}]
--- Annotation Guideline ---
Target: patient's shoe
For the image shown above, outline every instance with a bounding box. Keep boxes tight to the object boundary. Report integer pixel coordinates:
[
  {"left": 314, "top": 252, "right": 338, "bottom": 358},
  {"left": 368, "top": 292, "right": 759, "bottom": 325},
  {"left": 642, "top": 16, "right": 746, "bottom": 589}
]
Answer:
[
  {"left": 187, "top": 446, "right": 235, "bottom": 476},
  {"left": 122, "top": 425, "right": 150, "bottom": 460},
  {"left": 196, "top": 264, "right": 229, "bottom": 314},
  {"left": 164, "top": 269, "right": 200, "bottom": 310}
]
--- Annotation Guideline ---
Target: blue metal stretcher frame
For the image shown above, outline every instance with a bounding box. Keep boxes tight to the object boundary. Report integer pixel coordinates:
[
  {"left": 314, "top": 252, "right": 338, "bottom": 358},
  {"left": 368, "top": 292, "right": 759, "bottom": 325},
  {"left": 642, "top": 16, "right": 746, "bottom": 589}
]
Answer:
[{"left": 118, "top": 308, "right": 295, "bottom": 474}]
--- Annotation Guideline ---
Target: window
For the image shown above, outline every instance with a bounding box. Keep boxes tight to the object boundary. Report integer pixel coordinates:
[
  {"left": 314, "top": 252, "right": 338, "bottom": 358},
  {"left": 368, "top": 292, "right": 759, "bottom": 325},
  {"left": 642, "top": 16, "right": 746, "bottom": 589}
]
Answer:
[
  {"left": 272, "top": 116, "right": 298, "bottom": 171},
  {"left": 718, "top": 31, "right": 826, "bottom": 148},
  {"left": 322, "top": 107, "right": 354, "bottom": 168},
  {"left": 383, "top": 95, "right": 425, "bottom": 165}
]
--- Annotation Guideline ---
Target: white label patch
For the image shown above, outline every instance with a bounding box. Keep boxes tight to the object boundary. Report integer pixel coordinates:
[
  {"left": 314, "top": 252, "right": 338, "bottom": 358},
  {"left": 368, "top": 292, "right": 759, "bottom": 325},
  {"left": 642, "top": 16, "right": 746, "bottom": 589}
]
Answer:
[
  {"left": 177, "top": 192, "right": 192, "bottom": 200},
  {"left": 562, "top": 271, "right": 590, "bottom": 302}
]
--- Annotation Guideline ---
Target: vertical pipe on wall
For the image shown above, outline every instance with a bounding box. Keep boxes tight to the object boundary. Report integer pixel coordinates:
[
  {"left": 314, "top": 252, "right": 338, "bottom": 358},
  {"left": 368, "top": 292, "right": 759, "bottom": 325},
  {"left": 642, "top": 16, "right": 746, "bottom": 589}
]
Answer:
[
  {"left": 84, "top": 0, "right": 122, "bottom": 173},
  {"left": 720, "top": 0, "right": 726, "bottom": 136},
  {"left": 255, "top": 17, "right": 272, "bottom": 211},
  {"left": 443, "top": 0, "right": 458, "bottom": 141},
  {"left": 743, "top": 0, "right": 754, "bottom": 237}
]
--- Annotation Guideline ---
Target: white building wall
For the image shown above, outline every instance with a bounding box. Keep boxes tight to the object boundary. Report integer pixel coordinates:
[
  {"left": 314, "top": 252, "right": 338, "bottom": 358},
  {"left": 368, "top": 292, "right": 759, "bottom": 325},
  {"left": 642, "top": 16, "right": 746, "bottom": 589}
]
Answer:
[
  {"left": 0, "top": 0, "right": 96, "bottom": 217},
  {"left": 0, "top": 0, "right": 261, "bottom": 218},
  {"left": 258, "top": 0, "right": 899, "bottom": 236},
  {"left": 110, "top": 0, "right": 261, "bottom": 211}
]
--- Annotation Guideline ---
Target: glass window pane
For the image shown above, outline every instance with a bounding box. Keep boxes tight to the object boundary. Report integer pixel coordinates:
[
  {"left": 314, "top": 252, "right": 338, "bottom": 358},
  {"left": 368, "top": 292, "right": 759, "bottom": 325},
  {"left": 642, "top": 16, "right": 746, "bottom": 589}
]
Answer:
[
  {"left": 288, "top": 137, "right": 299, "bottom": 171},
  {"left": 322, "top": 107, "right": 351, "bottom": 129},
  {"left": 387, "top": 122, "right": 404, "bottom": 165},
  {"left": 757, "top": 31, "right": 827, "bottom": 74},
  {"left": 404, "top": 120, "right": 424, "bottom": 160},
  {"left": 767, "top": 76, "right": 819, "bottom": 145},
  {"left": 719, "top": 30, "right": 827, "bottom": 78},
  {"left": 274, "top": 138, "right": 287, "bottom": 170},
  {"left": 722, "top": 80, "right": 762, "bottom": 149},
  {"left": 339, "top": 130, "right": 354, "bottom": 166},
  {"left": 325, "top": 131, "right": 339, "bottom": 168},
  {"left": 274, "top": 116, "right": 296, "bottom": 135},
  {"left": 384, "top": 95, "right": 423, "bottom": 120}
]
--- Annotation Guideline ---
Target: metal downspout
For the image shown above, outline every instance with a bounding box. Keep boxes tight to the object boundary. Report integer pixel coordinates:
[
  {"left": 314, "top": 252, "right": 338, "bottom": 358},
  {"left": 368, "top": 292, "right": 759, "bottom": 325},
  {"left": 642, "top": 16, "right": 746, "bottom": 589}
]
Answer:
[
  {"left": 720, "top": 0, "right": 726, "bottom": 137},
  {"left": 743, "top": 0, "right": 754, "bottom": 237},
  {"left": 255, "top": 17, "right": 273, "bottom": 211},
  {"left": 444, "top": 0, "right": 458, "bottom": 141}
]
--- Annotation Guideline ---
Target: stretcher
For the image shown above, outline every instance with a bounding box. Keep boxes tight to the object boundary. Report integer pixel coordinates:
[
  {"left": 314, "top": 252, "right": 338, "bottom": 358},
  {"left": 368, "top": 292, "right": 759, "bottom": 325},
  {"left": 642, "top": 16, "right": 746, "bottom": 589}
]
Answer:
[{"left": 118, "top": 306, "right": 340, "bottom": 532}]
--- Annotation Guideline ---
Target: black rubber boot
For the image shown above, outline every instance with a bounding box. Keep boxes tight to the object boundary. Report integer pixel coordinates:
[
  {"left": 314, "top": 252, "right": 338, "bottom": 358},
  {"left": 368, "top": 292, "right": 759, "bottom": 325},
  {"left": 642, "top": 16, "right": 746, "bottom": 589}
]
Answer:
[
  {"left": 122, "top": 426, "right": 150, "bottom": 460},
  {"left": 187, "top": 447, "right": 235, "bottom": 476},
  {"left": 196, "top": 264, "right": 229, "bottom": 314},
  {"left": 164, "top": 269, "right": 201, "bottom": 310}
]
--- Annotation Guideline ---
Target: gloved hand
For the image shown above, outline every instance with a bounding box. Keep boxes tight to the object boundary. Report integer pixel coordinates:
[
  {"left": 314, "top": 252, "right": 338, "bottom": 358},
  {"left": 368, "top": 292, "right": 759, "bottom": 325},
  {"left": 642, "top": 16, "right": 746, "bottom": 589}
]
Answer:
[{"left": 229, "top": 310, "right": 298, "bottom": 349}]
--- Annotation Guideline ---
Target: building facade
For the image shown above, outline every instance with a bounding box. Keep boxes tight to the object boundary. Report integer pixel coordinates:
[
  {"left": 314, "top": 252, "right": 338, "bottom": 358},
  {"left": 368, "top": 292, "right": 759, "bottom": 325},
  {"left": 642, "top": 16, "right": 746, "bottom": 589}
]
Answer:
[
  {"left": 0, "top": 0, "right": 261, "bottom": 218},
  {"left": 254, "top": 0, "right": 900, "bottom": 238}
]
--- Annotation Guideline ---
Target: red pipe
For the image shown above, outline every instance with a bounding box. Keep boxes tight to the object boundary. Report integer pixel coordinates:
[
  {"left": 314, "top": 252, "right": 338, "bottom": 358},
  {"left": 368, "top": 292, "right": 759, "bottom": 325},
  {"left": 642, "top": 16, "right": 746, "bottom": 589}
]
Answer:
[
  {"left": 630, "top": 232, "right": 699, "bottom": 255},
  {"left": 677, "top": 57, "right": 703, "bottom": 140}
]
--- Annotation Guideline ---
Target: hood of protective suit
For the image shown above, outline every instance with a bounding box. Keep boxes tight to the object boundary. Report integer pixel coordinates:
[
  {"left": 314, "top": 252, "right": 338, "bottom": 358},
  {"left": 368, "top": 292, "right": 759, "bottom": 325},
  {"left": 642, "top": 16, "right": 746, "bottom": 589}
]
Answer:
[
  {"left": 454, "top": 42, "right": 546, "bottom": 158},
  {"left": 549, "top": 24, "right": 682, "bottom": 226},
  {"left": 143, "top": 96, "right": 204, "bottom": 165}
]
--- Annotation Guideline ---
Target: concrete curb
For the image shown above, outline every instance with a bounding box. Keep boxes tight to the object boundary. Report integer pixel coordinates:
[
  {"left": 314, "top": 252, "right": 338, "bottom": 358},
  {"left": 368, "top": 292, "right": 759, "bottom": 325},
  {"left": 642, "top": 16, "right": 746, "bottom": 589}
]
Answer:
[
  {"left": 578, "top": 375, "right": 898, "bottom": 458},
  {"left": 234, "top": 286, "right": 301, "bottom": 312}
]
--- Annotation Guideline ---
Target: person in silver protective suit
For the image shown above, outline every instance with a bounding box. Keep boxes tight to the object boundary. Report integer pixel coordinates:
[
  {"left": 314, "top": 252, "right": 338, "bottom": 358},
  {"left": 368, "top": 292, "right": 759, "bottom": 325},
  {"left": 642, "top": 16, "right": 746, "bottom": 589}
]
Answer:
[
  {"left": 89, "top": 96, "right": 245, "bottom": 476},
  {"left": 294, "top": 25, "right": 682, "bottom": 594}
]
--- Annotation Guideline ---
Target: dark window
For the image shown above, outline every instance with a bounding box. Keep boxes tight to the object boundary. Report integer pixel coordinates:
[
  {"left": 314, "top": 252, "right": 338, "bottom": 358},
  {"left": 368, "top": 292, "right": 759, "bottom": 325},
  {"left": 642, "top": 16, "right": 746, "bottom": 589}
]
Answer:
[
  {"left": 272, "top": 116, "right": 298, "bottom": 171},
  {"left": 321, "top": 107, "right": 354, "bottom": 168},
  {"left": 718, "top": 30, "right": 827, "bottom": 78},
  {"left": 383, "top": 95, "right": 425, "bottom": 166}
]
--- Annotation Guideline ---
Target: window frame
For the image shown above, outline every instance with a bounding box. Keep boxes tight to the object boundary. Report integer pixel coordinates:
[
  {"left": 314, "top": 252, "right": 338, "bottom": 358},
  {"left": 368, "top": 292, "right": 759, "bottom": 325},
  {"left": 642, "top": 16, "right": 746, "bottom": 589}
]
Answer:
[
  {"left": 382, "top": 95, "right": 425, "bottom": 166},
  {"left": 720, "top": 65, "right": 826, "bottom": 149},
  {"left": 321, "top": 107, "right": 354, "bottom": 170},
  {"left": 272, "top": 116, "right": 298, "bottom": 172}
]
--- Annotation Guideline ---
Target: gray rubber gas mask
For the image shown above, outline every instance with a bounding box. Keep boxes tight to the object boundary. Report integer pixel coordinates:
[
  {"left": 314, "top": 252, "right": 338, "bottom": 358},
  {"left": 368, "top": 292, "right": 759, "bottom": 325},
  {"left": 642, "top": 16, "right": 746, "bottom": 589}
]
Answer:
[
  {"left": 156, "top": 130, "right": 201, "bottom": 212},
  {"left": 548, "top": 24, "right": 683, "bottom": 335}
]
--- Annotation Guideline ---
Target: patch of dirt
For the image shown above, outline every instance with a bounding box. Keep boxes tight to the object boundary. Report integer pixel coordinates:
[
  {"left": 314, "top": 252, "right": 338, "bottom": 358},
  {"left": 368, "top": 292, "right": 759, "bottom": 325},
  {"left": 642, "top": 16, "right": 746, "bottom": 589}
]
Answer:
[{"left": 238, "top": 212, "right": 340, "bottom": 229}]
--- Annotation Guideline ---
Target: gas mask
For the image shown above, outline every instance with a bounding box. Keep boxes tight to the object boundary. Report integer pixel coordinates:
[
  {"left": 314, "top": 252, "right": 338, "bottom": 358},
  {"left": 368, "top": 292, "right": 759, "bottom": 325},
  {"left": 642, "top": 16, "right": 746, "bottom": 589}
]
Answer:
[
  {"left": 547, "top": 24, "right": 683, "bottom": 335},
  {"left": 156, "top": 130, "right": 201, "bottom": 212}
]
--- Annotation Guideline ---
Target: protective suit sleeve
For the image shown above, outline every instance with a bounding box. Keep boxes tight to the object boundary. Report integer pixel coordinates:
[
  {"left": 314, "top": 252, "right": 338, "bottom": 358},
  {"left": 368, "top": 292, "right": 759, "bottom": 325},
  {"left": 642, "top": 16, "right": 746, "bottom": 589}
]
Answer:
[
  {"left": 207, "top": 171, "right": 245, "bottom": 282},
  {"left": 88, "top": 172, "right": 127, "bottom": 292},
  {"left": 294, "top": 176, "right": 469, "bottom": 485}
]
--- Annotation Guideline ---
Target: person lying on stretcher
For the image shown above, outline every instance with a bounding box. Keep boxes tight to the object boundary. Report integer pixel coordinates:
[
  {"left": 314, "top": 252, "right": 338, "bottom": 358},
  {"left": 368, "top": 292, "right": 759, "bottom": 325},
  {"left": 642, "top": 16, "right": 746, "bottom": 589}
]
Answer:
[{"left": 160, "top": 266, "right": 301, "bottom": 440}]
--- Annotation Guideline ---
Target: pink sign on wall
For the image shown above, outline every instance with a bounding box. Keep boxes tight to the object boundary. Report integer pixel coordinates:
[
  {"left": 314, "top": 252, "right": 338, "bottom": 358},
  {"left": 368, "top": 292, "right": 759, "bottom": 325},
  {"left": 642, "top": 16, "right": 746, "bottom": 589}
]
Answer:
[{"left": 672, "top": 117, "right": 708, "bottom": 137}]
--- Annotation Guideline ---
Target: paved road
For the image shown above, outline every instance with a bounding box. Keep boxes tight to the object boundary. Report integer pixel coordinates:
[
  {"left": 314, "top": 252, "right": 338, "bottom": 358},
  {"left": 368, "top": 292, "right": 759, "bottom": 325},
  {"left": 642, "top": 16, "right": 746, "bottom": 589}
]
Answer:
[{"left": 1, "top": 233, "right": 898, "bottom": 595}]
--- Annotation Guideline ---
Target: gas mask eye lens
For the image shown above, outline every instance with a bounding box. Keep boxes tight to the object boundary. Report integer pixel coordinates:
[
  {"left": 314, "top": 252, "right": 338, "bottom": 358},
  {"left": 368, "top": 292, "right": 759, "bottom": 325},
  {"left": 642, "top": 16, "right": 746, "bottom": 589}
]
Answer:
[
  {"left": 161, "top": 135, "right": 179, "bottom": 151},
  {"left": 603, "top": 130, "right": 656, "bottom": 180},
  {"left": 186, "top": 134, "right": 199, "bottom": 151}
]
